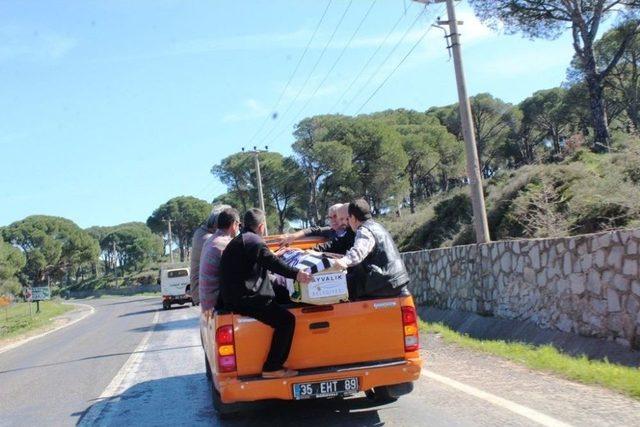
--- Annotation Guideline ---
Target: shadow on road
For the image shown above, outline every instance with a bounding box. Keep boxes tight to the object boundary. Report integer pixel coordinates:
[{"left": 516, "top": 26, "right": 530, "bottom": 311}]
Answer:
[
  {"left": 0, "top": 345, "right": 202, "bottom": 375},
  {"left": 76, "top": 373, "right": 386, "bottom": 426},
  {"left": 129, "top": 316, "right": 196, "bottom": 333},
  {"left": 95, "top": 297, "right": 158, "bottom": 307},
  {"left": 118, "top": 308, "right": 162, "bottom": 317}
]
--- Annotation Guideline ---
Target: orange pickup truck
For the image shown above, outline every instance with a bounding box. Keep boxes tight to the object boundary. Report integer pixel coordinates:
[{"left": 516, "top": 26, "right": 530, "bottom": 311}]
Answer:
[{"left": 200, "top": 236, "right": 422, "bottom": 416}]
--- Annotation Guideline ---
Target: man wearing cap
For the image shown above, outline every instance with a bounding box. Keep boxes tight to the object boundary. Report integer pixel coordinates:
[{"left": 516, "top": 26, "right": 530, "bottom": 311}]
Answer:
[
  {"left": 334, "top": 198, "right": 410, "bottom": 299},
  {"left": 190, "top": 204, "right": 231, "bottom": 305}
]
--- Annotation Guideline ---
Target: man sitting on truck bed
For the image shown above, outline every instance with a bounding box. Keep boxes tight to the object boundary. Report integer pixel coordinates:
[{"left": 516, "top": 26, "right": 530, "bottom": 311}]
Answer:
[
  {"left": 219, "top": 208, "right": 313, "bottom": 379},
  {"left": 190, "top": 204, "right": 231, "bottom": 306},
  {"left": 334, "top": 198, "right": 410, "bottom": 298},
  {"left": 199, "top": 207, "right": 240, "bottom": 314}
]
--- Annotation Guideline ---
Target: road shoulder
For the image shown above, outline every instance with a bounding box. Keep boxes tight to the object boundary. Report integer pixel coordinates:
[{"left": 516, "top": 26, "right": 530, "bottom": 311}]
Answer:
[
  {"left": 0, "top": 301, "right": 95, "bottom": 355},
  {"left": 423, "top": 331, "right": 640, "bottom": 426}
]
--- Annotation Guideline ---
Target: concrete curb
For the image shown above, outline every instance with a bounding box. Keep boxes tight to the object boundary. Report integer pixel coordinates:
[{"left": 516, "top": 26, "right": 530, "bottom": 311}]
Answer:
[
  {"left": 0, "top": 301, "right": 96, "bottom": 355},
  {"left": 419, "top": 306, "right": 640, "bottom": 367}
]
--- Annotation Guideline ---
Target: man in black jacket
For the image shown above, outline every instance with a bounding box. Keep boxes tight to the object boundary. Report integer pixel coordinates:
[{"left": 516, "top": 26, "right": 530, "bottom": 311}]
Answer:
[
  {"left": 220, "top": 208, "right": 312, "bottom": 379},
  {"left": 334, "top": 199, "right": 410, "bottom": 298}
]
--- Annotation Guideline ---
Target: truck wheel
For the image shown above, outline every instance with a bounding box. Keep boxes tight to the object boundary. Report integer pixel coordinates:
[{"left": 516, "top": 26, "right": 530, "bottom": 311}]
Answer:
[
  {"left": 365, "top": 387, "right": 398, "bottom": 404},
  {"left": 205, "top": 355, "right": 212, "bottom": 381},
  {"left": 211, "top": 383, "right": 241, "bottom": 419},
  {"left": 162, "top": 301, "right": 169, "bottom": 310}
]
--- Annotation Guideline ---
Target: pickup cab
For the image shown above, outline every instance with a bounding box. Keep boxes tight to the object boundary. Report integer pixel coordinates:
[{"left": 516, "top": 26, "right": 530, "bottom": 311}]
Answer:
[{"left": 200, "top": 235, "right": 422, "bottom": 416}]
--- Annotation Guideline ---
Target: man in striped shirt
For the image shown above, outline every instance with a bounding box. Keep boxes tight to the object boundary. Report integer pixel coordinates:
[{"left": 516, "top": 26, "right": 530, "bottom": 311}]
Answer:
[{"left": 198, "top": 208, "right": 240, "bottom": 313}]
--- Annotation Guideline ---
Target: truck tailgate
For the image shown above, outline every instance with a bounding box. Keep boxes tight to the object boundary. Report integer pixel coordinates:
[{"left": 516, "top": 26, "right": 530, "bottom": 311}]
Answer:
[{"left": 233, "top": 298, "right": 405, "bottom": 376}]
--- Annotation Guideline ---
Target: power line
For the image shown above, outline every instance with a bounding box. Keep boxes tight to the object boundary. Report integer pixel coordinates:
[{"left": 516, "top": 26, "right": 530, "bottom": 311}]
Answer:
[
  {"left": 287, "top": 0, "right": 380, "bottom": 124},
  {"left": 265, "top": 0, "right": 379, "bottom": 148},
  {"left": 245, "top": 0, "right": 334, "bottom": 148},
  {"left": 341, "top": 5, "right": 430, "bottom": 115},
  {"left": 328, "top": 9, "right": 408, "bottom": 114},
  {"left": 354, "top": 7, "right": 444, "bottom": 115},
  {"left": 257, "top": 0, "right": 354, "bottom": 147}
]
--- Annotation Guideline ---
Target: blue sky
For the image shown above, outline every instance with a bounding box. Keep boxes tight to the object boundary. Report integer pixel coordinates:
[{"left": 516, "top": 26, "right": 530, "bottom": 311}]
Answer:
[{"left": 1, "top": 0, "right": 583, "bottom": 229}]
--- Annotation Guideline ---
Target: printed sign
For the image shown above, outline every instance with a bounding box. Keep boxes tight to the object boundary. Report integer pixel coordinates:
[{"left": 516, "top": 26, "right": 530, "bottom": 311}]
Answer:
[
  {"left": 0, "top": 295, "right": 11, "bottom": 308},
  {"left": 31, "top": 287, "right": 51, "bottom": 301},
  {"left": 308, "top": 273, "right": 348, "bottom": 299}
]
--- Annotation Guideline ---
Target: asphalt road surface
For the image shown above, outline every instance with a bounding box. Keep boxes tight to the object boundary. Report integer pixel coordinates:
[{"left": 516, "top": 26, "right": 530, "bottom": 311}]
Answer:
[{"left": 1, "top": 296, "right": 639, "bottom": 426}]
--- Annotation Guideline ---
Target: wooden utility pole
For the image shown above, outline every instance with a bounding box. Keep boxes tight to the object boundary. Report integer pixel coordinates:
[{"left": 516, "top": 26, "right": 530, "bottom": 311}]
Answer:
[
  {"left": 415, "top": 0, "right": 490, "bottom": 243},
  {"left": 242, "top": 146, "right": 269, "bottom": 236},
  {"left": 163, "top": 218, "right": 175, "bottom": 263}
]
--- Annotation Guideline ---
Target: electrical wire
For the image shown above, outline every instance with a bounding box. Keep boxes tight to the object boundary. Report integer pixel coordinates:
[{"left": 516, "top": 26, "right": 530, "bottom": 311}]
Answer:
[
  {"left": 354, "top": 18, "right": 438, "bottom": 115},
  {"left": 328, "top": 9, "right": 408, "bottom": 114},
  {"left": 257, "top": 0, "right": 355, "bottom": 147},
  {"left": 244, "top": 0, "right": 334, "bottom": 147},
  {"left": 341, "top": 5, "right": 431, "bottom": 115},
  {"left": 287, "top": 0, "right": 379, "bottom": 124}
]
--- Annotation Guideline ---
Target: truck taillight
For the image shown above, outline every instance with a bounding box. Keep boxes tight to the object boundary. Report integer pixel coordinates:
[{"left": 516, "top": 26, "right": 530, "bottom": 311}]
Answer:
[
  {"left": 216, "top": 325, "right": 236, "bottom": 372},
  {"left": 401, "top": 306, "right": 419, "bottom": 352}
]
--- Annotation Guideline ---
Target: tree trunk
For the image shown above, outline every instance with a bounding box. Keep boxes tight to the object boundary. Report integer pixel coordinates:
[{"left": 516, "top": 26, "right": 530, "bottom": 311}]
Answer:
[
  {"left": 585, "top": 73, "right": 611, "bottom": 152},
  {"left": 308, "top": 176, "right": 319, "bottom": 226},
  {"left": 409, "top": 175, "right": 416, "bottom": 214},
  {"left": 179, "top": 240, "right": 185, "bottom": 262}
]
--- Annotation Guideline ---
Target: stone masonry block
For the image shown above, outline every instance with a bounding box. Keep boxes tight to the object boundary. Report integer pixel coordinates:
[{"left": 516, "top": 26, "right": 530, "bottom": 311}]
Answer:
[
  {"left": 607, "top": 246, "right": 624, "bottom": 270},
  {"left": 622, "top": 258, "right": 638, "bottom": 277},
  {"left": 607, "top": 288, "right": 621, "bottom": 312},
  {"left": 571, "top": 274, "right": 586, "bottom": 295}
]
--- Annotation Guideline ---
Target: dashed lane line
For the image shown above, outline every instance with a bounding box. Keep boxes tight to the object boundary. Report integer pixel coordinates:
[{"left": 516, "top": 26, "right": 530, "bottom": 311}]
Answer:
[
  {"left": 422, "top": 369, "right": 574, "bottom": 427},
  {"left": 0, "top": 302, "right": 96, "bottom": 355},
  {"left": 79, "top": 309, "right": 160, "bottom": 426}
]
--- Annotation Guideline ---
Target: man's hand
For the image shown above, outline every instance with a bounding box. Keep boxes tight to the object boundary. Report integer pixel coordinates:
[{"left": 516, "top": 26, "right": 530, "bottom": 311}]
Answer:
[
  {"left": 279, "top": 233, "right": 295, "bottom": 247},
  {"left": 333, "top": 258, "right": 348, "bottom": 271},
  {"left": 296, "top": 269, "right": 313, "bottom": 284}
]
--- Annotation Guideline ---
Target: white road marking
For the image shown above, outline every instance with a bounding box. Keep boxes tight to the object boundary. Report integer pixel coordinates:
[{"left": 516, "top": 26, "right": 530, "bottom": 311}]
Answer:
[
  {"left": 79, "top": 310, "right": 160, "bottom": 426},
  {"left": 422, "top": 369, "right": 574, "bottom": 427},
  {"left": 0, "top": 302, "right": 96, "bottom": 355}
]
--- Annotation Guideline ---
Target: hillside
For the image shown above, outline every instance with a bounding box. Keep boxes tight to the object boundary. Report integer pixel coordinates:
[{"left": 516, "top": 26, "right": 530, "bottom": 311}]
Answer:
[{"left": 381, "top": 139, "right": 640, "bottom": 251}]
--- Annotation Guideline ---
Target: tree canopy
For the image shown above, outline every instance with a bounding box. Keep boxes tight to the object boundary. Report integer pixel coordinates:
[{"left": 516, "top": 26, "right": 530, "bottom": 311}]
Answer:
[
  {"left": 87, "top": 222, "right": 162, "bottom": 272},
  {"left": 146, "top": 196, "right": 211, "bottom": 261},
  {"left": 2, "top": 216, "right": 99, "bottom": 286},
  {"left": 469, "top": 0, "right": 640, "bottom": 151},
  {"left": 0, "top": 239, "right": 26, "bottom": 296}
]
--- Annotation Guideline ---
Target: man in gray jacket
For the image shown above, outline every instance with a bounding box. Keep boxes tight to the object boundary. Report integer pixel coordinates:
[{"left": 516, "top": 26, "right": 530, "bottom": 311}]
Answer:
[{"left": 190, "top": 204, "right": 231, "bottom": 305}]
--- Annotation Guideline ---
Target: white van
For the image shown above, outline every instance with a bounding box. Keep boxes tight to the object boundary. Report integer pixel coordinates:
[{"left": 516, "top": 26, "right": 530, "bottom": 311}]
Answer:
[{"left": 160, "top": 266, "right": 192, "bottom": 309}]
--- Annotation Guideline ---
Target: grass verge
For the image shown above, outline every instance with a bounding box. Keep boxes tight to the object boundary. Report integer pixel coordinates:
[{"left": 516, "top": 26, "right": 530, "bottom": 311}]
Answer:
[
  {"left": 421, "top": 321, "right": 640, "bottom": 400},
  {"left": 0, "top": 300, "right": 74, "bottom": 340}
]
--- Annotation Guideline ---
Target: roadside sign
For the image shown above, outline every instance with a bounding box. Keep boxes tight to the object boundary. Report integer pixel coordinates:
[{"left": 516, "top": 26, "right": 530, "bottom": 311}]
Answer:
[
  {"left": 32, "top": 287, "right": 51, "bottom": 301},
  {"left": 0, "top": 295, "right": 11, "bottom": 308}
]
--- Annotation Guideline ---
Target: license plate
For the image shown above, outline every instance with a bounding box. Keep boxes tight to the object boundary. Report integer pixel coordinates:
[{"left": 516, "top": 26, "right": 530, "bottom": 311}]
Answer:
[{"left": 293, "top": 377, "right": 359, "bottom": 400}]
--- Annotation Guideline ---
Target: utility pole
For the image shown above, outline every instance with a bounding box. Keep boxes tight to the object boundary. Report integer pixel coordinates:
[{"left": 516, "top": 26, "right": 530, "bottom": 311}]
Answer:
[
  {"left": 163, "top": 218, "right": 175, "bottom": 263},
  {"left": 242, "top": 146, "right": 269, "bottom": 236},
  {"left": 415, "top": 0, "right": 490, "bottom": 243},
  {"left": 111, "top": 240, "right": 118, "bottom": 284}
]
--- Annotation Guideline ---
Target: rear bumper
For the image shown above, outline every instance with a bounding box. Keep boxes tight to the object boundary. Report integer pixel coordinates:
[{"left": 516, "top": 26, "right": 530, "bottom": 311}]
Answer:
[
  {"left": 163, "top": 295, "right": 191, "bottom": 304},
  {"left": 217, "top": 357, "right": 422, "bottom": 404}
]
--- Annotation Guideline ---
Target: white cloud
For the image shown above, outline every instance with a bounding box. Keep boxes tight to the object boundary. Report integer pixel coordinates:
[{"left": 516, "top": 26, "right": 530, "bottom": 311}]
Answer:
[{"left": 0, "top": 25, "right": 77, "bottom": 62}]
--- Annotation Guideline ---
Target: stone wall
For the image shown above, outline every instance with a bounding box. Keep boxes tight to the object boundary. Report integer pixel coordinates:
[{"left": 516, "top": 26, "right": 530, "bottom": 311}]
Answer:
[{"left": 401, "top": 229, "right": 640, "bottom": 348}]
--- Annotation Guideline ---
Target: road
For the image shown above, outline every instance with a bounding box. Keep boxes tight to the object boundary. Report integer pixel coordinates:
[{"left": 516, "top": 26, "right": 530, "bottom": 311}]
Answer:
[{"left": 1, "top": 296, "right": 639, "bottom": 426}]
